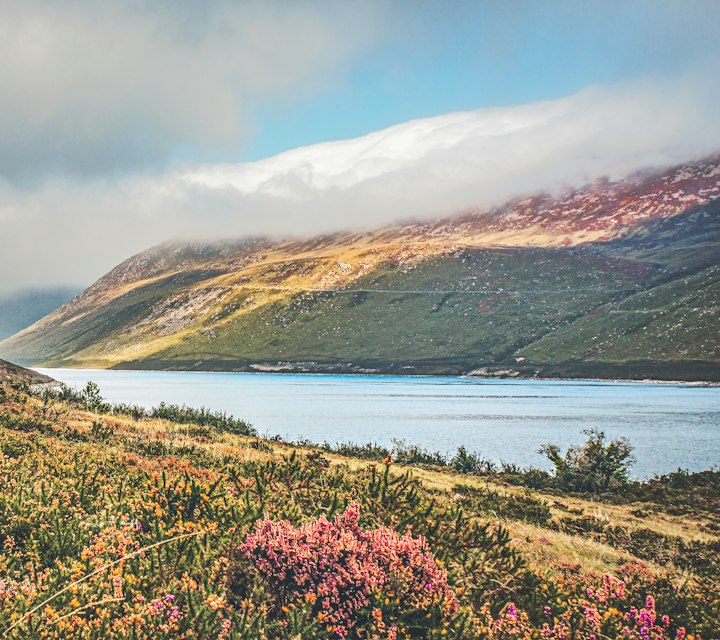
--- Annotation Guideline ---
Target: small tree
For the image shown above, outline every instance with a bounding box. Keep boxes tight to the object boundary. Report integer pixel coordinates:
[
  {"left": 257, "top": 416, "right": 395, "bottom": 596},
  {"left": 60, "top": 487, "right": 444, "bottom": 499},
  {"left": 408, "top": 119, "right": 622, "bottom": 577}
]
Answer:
[
  {"left": 540, "top": 429, "right": 634, "bottom": 494},
  {"left": 81, "top": 381, "right": 110, "bottom": 414},
  {"left": 450, "top": 446, "right": 496, "bottom": 474}
]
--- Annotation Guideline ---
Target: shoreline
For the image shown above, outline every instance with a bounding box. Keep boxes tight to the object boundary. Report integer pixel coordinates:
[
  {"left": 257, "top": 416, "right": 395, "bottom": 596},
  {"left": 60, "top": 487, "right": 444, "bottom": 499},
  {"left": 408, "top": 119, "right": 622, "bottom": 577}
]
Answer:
[{"left": 32, "top": 364, "right": 720, "bottom": 387}]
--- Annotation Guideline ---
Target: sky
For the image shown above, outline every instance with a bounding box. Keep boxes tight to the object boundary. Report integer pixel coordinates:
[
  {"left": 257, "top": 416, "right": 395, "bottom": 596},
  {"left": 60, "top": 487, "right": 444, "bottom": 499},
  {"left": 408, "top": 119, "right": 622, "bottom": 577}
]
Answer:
[{"left": 1, "top": 0, "right": 720, "bottom": 294}]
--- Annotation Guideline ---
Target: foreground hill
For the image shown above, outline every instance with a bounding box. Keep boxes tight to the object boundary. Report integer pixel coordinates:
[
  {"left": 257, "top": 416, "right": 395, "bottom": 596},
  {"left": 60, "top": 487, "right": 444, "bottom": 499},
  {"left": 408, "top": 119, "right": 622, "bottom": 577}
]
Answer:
[
  {"left": 1, "top": 156, "right": 719, "bottom": 380},
  {"left": 0, "top": 358, "right": 57, "bottom": 387},
  {"left": 1, "top": 385, "right": 718, "bottom": 638}
]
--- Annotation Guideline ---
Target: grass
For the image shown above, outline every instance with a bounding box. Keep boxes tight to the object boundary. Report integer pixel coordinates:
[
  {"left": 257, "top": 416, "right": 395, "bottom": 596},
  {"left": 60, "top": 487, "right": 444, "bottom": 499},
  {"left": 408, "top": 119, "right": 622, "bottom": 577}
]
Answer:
[
  {"left": 519, "top": 265, "right": 720, "bottom": 364},
  {"left": 121, "top": 248, "right": 668, "bottom": 370}
]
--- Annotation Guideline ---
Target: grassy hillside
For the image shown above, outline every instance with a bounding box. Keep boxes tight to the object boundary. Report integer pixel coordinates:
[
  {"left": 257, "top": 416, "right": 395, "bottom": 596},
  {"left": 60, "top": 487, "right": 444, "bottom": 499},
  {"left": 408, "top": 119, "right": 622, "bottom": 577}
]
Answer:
[
  {"left": 130, "top": 248, "right": 662, "bottom": 373},
  {"left": 0, "top": 385, "right": 718, "bottom": 638},
  {"left": 1, "top": 158, "right": 719, "bottom": 380},
  {"left": 518, "top": 265, "right": 720, "bottom": 365}
]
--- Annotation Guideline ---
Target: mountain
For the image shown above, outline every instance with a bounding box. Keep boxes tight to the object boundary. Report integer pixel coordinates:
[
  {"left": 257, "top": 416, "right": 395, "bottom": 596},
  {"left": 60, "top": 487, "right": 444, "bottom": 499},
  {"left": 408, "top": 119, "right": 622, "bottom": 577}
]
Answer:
[
  {"left": 1, "top": 156, "right": 719, "bottom": 380},
  {"left": 0, "top": 287, "right": 82, "bottom": 341}
]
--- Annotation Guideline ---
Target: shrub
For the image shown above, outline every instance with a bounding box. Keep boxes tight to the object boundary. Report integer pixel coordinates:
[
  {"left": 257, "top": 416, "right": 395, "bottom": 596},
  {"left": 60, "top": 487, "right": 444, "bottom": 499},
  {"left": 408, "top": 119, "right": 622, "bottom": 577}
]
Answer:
[
  {"left": 540, "top": 429, "right": 634, "bottom": 494},
  {"left": 393, "top": 439, "right": 447, "bottom": 466},
  {"left": 150, "top": 402, "right": 255, "bottom": 436},
  {"left": 323, "top": 440, "right": 391, "bottom": 460},
  {"left": 239, "top": 504, "right": 459, "bottom": 637},
  {"left": 451, "top": 446, "right": 496, "bottom": 474}
]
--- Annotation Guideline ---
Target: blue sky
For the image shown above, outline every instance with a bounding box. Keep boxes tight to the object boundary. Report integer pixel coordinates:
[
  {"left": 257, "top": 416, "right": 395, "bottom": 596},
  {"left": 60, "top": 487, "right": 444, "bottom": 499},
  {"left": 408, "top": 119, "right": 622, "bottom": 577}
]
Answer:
[{"left": 244, "top": 1, "right": 720, "bottom": 160}]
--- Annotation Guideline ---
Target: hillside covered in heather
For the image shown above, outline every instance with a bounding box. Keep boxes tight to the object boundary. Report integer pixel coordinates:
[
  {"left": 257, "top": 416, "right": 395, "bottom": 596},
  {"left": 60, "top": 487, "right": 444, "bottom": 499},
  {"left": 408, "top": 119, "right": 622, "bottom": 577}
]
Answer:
[
  {"left": 1, "top": 383, "right": 719, "bottom": 638},
  {"left": 1, "top": 156, "right": 719, "bottom": 380}
]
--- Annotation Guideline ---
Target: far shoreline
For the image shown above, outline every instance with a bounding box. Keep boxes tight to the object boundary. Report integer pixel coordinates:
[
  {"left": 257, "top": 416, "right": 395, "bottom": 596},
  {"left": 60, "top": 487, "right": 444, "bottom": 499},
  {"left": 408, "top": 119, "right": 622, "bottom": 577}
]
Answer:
[{"left": 32, "top": 364, "right": 720, "bottom": 387}]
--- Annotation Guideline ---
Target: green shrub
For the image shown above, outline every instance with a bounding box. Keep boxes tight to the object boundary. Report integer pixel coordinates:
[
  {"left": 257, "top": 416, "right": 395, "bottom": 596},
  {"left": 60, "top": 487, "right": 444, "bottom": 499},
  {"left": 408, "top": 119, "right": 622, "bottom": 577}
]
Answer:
[
  {"left": 451, "top": 446, "right": 496, "bottom": 474},
  {"left": 540, "top": 429, "right": 634, "bottom": 494}
]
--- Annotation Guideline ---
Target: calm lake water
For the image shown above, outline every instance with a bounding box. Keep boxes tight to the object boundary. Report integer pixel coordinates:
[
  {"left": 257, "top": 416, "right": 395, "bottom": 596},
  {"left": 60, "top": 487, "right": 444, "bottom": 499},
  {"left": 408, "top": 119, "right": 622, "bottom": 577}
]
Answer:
[{"left": 37, "top": 368, "right": 720, "bottom": 478}]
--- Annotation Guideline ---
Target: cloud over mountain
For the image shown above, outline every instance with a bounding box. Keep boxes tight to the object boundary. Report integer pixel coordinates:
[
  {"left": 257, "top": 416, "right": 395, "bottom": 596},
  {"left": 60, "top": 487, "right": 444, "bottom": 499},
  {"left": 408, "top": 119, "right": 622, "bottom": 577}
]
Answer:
[
  {"left": 2, "top": 1, "right": 720, "bottom": 294},
  {"left": 2, "top": 74, "right": 720, "bottom": 293}
]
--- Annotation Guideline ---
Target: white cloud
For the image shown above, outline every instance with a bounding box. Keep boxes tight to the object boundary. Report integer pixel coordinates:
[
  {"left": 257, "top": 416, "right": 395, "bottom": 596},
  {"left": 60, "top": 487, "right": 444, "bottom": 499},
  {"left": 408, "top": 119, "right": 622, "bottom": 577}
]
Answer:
[{"left": 2, "top": 74, "right": 720, "bottom": 294}]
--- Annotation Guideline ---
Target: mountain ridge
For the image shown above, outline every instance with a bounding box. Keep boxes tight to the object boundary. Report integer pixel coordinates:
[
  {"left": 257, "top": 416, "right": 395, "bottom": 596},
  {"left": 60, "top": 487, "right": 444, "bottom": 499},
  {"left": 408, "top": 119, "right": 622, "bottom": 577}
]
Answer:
[{"left": 2, "top": 155, "right": 719, "bottom": 380}]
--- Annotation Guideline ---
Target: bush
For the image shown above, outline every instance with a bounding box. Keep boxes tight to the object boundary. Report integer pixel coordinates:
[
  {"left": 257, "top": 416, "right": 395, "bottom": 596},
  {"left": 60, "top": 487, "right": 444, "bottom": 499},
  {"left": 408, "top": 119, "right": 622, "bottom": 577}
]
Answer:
[
  {"left": 451, "top": 446, "right": 496, "bottom": 474},
  {"left": 392, "top": 439, "right": 447, "bottom": 466},
  {"left": 239, "top": 504, "right": 459, "bottom": 638},
  {"left": 323, "top": 441, "right": 391, "bottom": 460},
  {"left": 540, "top": 429, "right": 635, "bottom": 494},
  {"left": 150, "top": 402, "right": 255, "bottom": 436}
]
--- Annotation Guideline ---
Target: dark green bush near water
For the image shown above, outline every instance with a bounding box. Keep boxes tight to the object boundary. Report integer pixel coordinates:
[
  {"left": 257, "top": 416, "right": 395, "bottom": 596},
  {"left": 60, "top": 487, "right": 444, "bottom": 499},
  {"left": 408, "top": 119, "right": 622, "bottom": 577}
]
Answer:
[
  {"left": 323, "top": 441, "right": 391, "bottom": 460},
  {"left": 148, "top": 402, "right": 255, "bottom": 436},
  {"left": 450, "top": 446, "right": 496, "bottom": 474},
  {"left": 540, "top": 429, "right": 635, "bottom": 494},
  {"left": 320, "top": 439, "right": 448, "bottom": 466},
  {"left": 322, "top": 440, "right": 494, "bottom": 472},
  {"left": 620, "top": 468, "right": 720, "bottom": 513}
]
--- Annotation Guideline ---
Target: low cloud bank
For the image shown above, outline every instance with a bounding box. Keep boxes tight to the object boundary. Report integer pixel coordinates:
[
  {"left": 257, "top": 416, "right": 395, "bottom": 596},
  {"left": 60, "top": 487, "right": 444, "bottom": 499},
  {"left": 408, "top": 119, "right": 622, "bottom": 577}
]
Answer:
[{"left": 2, "top": 75, "right": 720, "bottom": 293}]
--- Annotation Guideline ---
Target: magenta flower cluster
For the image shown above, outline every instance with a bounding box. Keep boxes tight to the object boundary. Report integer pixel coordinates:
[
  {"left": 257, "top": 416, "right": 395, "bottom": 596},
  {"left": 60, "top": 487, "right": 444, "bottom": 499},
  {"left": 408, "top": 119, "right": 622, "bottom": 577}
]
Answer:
[
  {"left": 484, "top": 586, "right": 699, "bottom": 640},
  {"left": 241, "top": 504, "right": 458, "bottom": 636}
]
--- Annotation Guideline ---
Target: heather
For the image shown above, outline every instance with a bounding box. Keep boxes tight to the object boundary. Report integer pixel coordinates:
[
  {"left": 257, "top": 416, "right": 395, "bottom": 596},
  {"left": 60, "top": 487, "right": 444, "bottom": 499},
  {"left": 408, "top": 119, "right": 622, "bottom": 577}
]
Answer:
[{"left": 0, "top": 384, "right": 718, "bottom": 638}]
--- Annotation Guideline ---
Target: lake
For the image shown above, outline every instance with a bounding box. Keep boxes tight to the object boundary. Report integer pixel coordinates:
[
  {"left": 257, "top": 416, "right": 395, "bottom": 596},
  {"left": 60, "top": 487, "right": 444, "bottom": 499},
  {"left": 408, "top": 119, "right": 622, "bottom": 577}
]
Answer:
[{"left": 37, "top": 368, "right": 720, "bottom": 478}]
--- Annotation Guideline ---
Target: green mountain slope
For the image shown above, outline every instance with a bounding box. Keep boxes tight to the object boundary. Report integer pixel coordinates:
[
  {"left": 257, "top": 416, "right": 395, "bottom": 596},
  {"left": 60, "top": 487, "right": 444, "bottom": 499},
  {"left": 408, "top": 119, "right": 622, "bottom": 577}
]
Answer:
[
  {"left": 131, "top": 248, "right": 662, "bottom": 374},
  {"left": 1, "top": 157, "right": 719, "bottom": 380},
  {"left": 517, "top": 265, "right": 720, "bottom": 368}
]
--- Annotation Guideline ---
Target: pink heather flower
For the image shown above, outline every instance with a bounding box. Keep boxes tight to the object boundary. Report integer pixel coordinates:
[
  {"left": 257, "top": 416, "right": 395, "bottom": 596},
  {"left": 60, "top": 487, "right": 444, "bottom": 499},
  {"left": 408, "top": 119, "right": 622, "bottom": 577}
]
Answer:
[
  {"left": 584, "top": 606, "right": 601, "bottom": 630},
  {"left": 241, "top": 504, "right": 457, "bottom": 635},
  {"left": 217, "top": 618, "right": 232, "bottom": 640},
  {"left": 112, "top": 575, "right": 123, "bottom": 599}
]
